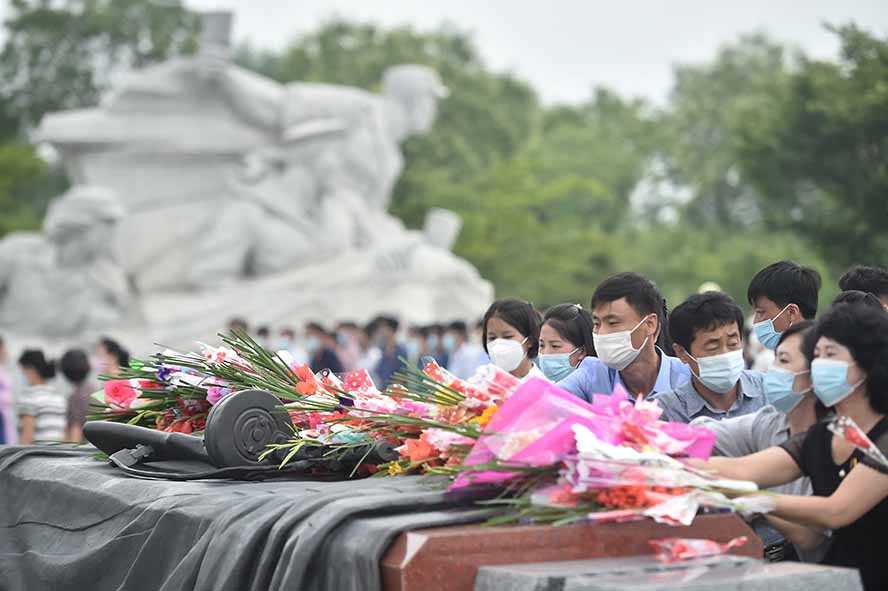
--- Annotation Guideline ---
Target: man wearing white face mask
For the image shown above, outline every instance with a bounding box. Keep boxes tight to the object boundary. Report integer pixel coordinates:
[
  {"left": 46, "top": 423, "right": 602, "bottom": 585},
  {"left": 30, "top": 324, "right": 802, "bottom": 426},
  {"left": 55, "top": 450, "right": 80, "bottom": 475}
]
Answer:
[
  {"left": 558, "top": 273, "right": 690, "bottom": 401},
  {"left": 652, "top": 292, "right": 765, "bottom": 424}
]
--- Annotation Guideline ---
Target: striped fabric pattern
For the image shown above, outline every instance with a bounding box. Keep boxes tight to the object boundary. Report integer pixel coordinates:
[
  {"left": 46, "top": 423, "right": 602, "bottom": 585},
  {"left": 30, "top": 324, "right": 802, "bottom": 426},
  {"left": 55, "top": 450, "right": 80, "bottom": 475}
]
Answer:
[{"left": 18, "top": 385, "right": 67, "bottom": 441}]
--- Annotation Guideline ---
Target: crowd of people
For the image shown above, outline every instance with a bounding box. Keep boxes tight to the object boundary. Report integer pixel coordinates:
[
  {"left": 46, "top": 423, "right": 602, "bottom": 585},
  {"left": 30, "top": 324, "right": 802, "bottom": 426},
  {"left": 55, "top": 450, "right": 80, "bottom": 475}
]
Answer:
[
  {"left": 3, "top": 261, "right": 888, "bottom": 587},
  {"left": 0, "top": 337, "right": 131, "bottom": 446},
  {"left": 238, "top": 315, "right": 491, "bottom": 385}
]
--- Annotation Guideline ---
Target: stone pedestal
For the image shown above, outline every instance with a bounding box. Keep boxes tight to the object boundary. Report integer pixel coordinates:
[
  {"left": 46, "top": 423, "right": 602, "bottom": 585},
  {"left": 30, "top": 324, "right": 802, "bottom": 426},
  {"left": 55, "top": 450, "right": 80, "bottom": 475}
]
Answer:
[
  {"left": 381, "top": 514, "right": 761, "bottom": 591},
  {"left": 475, "top": 555, "right": 863, "bottom": 591}
]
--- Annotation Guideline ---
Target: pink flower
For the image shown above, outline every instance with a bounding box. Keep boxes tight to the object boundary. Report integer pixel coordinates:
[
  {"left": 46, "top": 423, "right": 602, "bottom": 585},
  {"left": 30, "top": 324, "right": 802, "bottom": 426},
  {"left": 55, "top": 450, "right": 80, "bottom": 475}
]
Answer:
[
  {"left": 352, "top": 394, "right": 399, "bottom": 415},
  {"left": 104, "top": 379, "right": 140, "bottom": 410},
  {"left": 199, "top": 343, "right": 244, "bottom": 366},
  {"left": 396, "top": 399, "right": 433, "bottom": 417},
  {"left": 423, "top": 428, "right": 473, "bottom": 452},
  {"left": 206, "top": 386, "right": 232, "bottom": 405}
]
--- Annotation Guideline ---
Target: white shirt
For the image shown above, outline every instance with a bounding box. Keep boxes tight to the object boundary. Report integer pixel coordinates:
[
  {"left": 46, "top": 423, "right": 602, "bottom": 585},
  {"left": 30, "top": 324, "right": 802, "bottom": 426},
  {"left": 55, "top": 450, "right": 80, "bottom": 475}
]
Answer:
[{"left": 18, "top": 384, "right": 66, "bottom": 442}]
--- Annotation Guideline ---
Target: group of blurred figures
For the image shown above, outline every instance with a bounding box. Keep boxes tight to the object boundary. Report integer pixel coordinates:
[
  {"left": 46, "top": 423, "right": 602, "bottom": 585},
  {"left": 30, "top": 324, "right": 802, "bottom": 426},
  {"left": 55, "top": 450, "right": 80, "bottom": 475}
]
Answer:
[
  {"left": 0, "top": 337, "right": 129, "bottom": 446},
  {"left": 0, "top": 315, "right": 492, "bottom": 447},
  {"left": 236, "top": 314, "right": 491, "bottom": 387}
]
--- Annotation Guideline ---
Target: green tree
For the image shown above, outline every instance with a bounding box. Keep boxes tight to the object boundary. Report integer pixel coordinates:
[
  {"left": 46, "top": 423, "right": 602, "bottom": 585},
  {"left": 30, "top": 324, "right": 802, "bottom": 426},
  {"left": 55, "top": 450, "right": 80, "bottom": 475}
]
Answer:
[
  {"left": 0, "top": 0, "right": 198, "bottom": 238},
  {"left": 660, "top": 33, "right": 795, "bottom": 227},
  {"left": 0, "top": 144, "right": 47, "bottom": 235},
  {"left": 736, "top": 24, "right": 888, "bottom": 269},
  {"left": 0, "top": 0, "right": 197, "bottom": 136}
]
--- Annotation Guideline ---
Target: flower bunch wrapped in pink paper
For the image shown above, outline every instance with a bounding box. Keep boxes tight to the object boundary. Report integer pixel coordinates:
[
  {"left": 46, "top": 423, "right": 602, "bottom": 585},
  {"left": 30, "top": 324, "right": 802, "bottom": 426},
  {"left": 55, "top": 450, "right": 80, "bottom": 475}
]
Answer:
[
  {"left": 449, "top": 379, "right": 767, "bottom": 527},
  {"left": 451, "top": 380, "right": 717, "bottom": 490}
]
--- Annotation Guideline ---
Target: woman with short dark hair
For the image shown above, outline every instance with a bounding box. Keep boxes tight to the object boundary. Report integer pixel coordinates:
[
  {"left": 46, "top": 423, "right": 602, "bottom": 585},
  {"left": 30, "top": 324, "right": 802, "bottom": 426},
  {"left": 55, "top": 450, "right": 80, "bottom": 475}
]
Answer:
[
  {"left": 538, "top": 303, "right": 595, "bottom": 382},
  {"left": 481, "top": 298, "right": 542, "bottom": 380},
  {"left": 60, "top": 349, "right": 94, "bottom": 443}
]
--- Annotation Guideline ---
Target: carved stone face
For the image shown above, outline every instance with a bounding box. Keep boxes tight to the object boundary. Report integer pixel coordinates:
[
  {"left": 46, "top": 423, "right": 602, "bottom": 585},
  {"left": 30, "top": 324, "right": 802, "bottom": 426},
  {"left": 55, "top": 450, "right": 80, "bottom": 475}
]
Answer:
[
  {"left": 382, "top": 65, "right": 448, "bottom": 136},
  {"left": 53, "top": 219, "right": 116, "bottom": 266},
  {"left": 407, "top": 92, "right": 440, "bottom": 134},
  {"left": 43, "top": 186, "right": 124, "bottom": 267}
]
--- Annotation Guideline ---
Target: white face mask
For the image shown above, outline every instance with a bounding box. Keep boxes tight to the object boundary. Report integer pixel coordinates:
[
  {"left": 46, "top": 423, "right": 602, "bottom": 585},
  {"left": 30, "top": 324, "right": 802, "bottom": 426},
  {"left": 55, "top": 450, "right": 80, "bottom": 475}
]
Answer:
[
  {"left": 488, "top": 337, "right": 527, "bottom": 372},
  {"left": 593, "top": 316, "right": 651, "bottom": 371}
]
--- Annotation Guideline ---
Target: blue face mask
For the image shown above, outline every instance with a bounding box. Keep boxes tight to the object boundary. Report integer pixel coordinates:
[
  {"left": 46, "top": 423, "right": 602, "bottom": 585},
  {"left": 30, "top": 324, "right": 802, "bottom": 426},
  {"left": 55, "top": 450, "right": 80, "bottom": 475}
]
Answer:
[
  {"left": 427, "top": 334, "right": 440, "bottom": 350},
  {"left": 753, "top": 305, "right": 791, "bottom": 351},
  {"left": 764, "top": 366, "right": 810, "bottom": 413},
  {"left": 442, "top": 334, "right": 456, "bottom": 352},
  {"left": 688, "top": 349, "right": 745, "bottom": 394},
  {"left": 405, "top": 339, "right": 421, "bottom": 360},
  {"left": 305, "top": 336, "right": 321, "bottom": 355},
  {"left": 538, "top": 349, "right": 580, "bottom": 382},
  {"left": 811, "top": 358, "right": 866, "bottom": 407}
]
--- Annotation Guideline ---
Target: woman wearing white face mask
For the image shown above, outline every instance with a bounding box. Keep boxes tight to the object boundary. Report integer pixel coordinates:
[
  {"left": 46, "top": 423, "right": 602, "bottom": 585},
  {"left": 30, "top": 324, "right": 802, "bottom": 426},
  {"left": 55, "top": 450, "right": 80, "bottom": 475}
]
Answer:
[
  {"left": 691, "top": 304, "right": 888, "bottom": 591},
  {"left": 538, "top": 304, "right": 595, "bottom": 382},
  {"left": 481, "top": 299, "right": 543, "bottom": 380}
]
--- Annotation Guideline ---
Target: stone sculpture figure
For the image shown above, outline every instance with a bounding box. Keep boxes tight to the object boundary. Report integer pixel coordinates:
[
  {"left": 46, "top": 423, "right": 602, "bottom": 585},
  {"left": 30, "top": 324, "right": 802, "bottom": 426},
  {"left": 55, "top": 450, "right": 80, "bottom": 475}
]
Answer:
[
  {"left": 0, "top": 186, "right": 130, "bottom": 336},
  {"left": 187, "top": 64, "right": 449, "bottom": 286},
  {"left": 21, "top": 12, "right": 493, "bottom": 344}
]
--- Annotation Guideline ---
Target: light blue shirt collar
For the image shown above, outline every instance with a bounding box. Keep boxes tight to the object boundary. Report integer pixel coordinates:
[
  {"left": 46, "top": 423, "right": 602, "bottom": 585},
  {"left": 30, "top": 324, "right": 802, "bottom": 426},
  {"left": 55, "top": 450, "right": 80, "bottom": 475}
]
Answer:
[
  {"left": 676, "top": 370, "right": 762, "bottom": 418},
  {"left": 612, "top": 347, "right": 675, "bottom": 398}
]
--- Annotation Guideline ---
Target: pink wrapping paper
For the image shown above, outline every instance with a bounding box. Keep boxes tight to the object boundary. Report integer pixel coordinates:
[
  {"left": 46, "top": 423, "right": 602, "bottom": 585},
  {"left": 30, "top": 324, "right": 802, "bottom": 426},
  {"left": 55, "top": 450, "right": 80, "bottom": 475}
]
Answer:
[{"left": 450, "top": 379, "right": 715, "bottom": 490}]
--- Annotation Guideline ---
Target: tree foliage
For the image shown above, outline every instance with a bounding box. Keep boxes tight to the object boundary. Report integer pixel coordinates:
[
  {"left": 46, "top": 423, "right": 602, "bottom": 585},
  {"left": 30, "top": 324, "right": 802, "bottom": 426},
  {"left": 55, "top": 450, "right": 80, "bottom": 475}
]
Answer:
[
  {"left": 3, "top": 8, "right": 882, "bottom": 311},
  {"left": 0, "top": 0, "right": 197, "bottom": 233},
  {"left": 0, "top": 0, "right": 198, "bottom": 136},
  {"left": 735, "top": 25, "right": 888, "bottom": 269}
]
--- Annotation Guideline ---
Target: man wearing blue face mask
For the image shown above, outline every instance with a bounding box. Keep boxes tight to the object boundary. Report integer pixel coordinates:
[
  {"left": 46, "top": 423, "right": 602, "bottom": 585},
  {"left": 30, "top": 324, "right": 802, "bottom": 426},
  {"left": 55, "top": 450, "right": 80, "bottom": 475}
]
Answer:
[
  {"left": 652, "top": 292, "right": 765, "bottom": 423},
  {"left": 558, "top": 273, "right": 690, "bottom": 401},
  {"left": 748, "top": 261, "right": 821, "bottom": 351}
]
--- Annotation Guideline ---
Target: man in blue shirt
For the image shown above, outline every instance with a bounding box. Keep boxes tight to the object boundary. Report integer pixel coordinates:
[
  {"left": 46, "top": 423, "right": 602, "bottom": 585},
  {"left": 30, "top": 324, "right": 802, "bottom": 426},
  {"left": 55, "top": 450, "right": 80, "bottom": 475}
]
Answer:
[
  {"left": 651, "top": 291, "right": 764, "bottom": 423},
  {"left": 558, "top": 272, "right": 690, "bottom": 401},
  {"left": 372, "top": 315, "right": 408, "bottom": 387}
]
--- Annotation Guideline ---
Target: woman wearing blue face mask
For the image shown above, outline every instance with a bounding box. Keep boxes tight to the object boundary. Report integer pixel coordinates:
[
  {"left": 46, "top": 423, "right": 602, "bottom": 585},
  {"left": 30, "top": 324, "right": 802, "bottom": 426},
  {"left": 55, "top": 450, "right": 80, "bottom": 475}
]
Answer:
[
  {"left": 692, "top": 303, "right": 888, "bottom": 590},
  {"left": 539, "top": 304, "right": 595, "bottom": 383}
]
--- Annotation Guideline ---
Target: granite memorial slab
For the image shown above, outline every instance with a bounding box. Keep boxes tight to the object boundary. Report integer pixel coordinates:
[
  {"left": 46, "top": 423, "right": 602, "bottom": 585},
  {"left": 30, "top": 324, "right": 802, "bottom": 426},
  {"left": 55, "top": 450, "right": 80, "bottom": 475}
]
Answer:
[
  {"left": 475, "top": 555, "right": 863, "bottom": 591},
  {"left": 380, "top": 514, "right": 762, "bottom": 591}
]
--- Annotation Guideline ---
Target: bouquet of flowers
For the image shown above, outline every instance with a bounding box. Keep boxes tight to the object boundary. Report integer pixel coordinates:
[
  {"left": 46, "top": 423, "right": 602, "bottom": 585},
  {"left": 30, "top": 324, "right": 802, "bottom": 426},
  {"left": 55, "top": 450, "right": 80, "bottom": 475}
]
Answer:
[
  {"left": 89, "top": 331, "right": 763, "bottom": 529},
  {"left": 89, "top": 330, "right": 523, "bottom": 475},
  {"left": 446, "top": 379, "right": 759, "bottom": 527}
]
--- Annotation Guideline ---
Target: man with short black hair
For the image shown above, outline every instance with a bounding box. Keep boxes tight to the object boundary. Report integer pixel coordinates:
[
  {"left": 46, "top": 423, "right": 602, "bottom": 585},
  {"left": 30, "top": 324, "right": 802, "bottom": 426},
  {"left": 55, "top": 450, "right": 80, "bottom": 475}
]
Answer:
[
  {"left": 372, "top": 316, "right": 407, "bottom": 386},
  {"left": 838, "top": 264, "right": 888, "bottom": 309},
  {"left": 558, "top": 272, "right": 690, "bottom": 401},
  {"left": 747, "top": 261, "right": 821, "bottom": 350},
  {"left": 652, "top": 292, "right": 764, "bottom": 423}
]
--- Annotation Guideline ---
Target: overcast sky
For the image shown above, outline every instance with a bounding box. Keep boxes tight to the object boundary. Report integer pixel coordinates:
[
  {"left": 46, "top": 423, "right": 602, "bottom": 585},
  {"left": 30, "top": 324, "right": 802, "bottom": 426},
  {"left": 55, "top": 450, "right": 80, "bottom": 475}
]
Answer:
[
  {"left": 1, "top": 1, "right": 885, "bottom": 104},
  {"left": 177, "top": 0, "right": 888, "bottom": 104}
]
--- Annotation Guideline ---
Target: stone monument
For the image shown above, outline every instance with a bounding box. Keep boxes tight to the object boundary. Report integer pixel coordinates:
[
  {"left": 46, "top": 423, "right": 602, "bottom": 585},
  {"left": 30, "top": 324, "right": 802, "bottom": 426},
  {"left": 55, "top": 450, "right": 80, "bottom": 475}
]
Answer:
[
  {"left": 9, "top": 12, "right": 492, "bottom": 349},
  {"left": 0, "top": 186, "right": 132, "bottom": 337}
]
